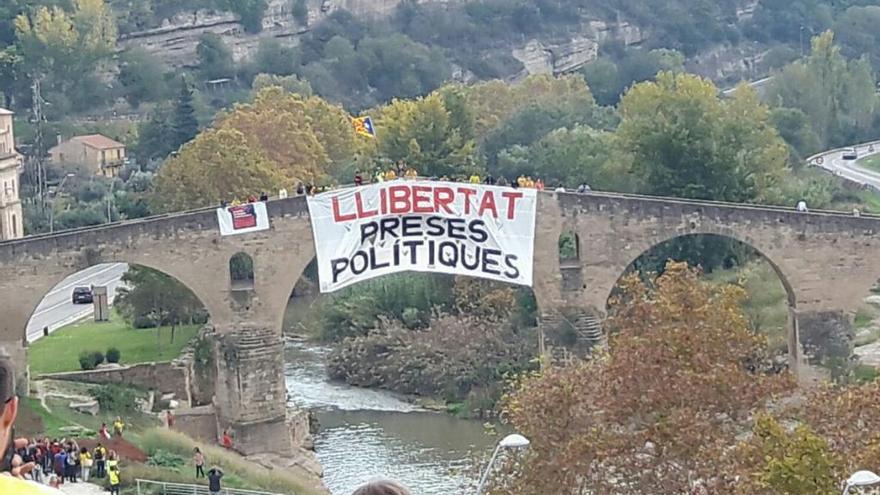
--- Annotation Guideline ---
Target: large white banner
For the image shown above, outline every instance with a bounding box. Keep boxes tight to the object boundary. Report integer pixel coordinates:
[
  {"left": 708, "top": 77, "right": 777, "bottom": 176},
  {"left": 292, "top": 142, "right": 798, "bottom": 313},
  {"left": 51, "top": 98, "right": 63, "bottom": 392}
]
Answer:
[
  {"left": 307, "top": 181, "right": 537, "bottom": 293},
  {"left": 216, "top": 202, "right": 270, "bottom": 236}
]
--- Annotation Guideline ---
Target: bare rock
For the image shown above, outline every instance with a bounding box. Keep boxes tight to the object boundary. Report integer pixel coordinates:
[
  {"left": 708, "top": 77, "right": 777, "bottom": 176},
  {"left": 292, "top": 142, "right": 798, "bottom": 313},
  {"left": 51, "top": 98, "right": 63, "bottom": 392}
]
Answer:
[{"left": 69, "top": 399, "right": 100, "bottom": 416}]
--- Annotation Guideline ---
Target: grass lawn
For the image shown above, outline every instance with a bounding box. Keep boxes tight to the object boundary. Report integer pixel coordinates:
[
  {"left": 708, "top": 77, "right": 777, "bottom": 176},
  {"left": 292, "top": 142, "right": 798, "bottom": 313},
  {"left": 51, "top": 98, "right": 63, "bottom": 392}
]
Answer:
[
  {"left": 859, "top": 153, "right": 880, "bottom": 173},
  {"left": 28, "top": 311, "right": 200, "bottom": 375}
]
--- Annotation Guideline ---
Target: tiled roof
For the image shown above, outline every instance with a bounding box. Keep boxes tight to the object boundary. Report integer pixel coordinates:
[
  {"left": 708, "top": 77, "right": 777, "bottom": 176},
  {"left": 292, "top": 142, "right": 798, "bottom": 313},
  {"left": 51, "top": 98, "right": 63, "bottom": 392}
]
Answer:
[{"left": 71, "top": 134, "right": 125, "bottom": 150}]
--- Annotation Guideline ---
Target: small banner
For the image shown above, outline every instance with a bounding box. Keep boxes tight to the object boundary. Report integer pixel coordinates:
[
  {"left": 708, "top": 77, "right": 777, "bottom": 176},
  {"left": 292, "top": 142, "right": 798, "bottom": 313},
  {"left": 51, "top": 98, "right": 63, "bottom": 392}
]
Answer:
[
  {"left": 216, "top": 202, "right": 270, "bottom": 236},
  {"left": 306, "top": 181, "right": 538, "bottom": 293}
]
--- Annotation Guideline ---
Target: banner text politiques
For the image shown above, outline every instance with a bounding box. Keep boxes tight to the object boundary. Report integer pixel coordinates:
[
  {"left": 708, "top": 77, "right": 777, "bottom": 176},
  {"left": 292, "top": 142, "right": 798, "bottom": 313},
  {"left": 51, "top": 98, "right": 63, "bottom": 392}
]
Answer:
[{"left": 306, "top": 181, "right": 538, "bottom": 293}]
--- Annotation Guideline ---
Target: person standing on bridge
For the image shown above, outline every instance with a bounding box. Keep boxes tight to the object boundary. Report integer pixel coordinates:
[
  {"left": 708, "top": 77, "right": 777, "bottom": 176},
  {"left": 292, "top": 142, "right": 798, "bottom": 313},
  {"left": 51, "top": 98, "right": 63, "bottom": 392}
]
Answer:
[{"left": 796, "top": 199, "right": 809, "bottom": 212}]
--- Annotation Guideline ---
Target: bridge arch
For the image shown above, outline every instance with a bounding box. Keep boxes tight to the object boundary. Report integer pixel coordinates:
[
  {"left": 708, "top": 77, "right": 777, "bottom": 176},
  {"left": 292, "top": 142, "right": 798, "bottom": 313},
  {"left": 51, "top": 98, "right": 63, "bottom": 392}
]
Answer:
[
  {"left": 20, "top": 259, "right": 219, "bottom": 347},
  {"left": 601, "top": 231, "right": 799, "bottom": 364}
]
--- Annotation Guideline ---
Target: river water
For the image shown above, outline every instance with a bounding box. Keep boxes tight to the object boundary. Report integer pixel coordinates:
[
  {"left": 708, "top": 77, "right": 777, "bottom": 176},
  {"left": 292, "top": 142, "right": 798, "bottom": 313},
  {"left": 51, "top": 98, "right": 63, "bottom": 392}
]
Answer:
[{"left": 283, "top": 339, "right": 497, "bottom": 495}]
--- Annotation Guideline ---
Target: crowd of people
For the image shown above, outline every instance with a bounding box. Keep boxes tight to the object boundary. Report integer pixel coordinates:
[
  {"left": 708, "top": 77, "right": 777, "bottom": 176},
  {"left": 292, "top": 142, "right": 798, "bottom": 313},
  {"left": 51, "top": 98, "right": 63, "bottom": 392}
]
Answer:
[{"left": 8, "top": 436, "right": 120, "bottom": 489}]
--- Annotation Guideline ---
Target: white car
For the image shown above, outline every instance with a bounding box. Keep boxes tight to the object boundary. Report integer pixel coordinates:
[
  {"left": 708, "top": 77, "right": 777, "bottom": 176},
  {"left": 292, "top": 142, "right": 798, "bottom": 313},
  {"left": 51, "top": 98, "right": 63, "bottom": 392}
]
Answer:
[{"left": 842, "top": 148, "right": 858, "bottom": 160}]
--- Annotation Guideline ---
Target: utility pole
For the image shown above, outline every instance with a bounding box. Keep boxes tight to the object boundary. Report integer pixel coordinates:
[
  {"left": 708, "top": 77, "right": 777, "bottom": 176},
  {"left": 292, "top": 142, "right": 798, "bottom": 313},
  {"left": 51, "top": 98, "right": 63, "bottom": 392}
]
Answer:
[{"left": 30, "top": 78, "right": 46, "bottom": 210}]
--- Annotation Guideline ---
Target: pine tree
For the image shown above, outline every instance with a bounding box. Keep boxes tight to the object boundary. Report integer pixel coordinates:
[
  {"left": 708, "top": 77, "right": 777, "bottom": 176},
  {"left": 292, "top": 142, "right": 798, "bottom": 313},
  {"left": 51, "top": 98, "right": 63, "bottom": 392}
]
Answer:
[{"left": 170, "top": 78, "right": 199, "bottom": 152}]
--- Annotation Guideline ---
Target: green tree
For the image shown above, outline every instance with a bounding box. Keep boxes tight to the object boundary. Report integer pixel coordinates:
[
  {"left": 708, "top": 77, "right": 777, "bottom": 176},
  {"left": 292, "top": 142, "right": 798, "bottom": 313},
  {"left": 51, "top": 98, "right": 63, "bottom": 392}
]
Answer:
[
  {"left": 14, "top": 0, "right": 117, "bottom": 110},
  {"left": 115, "top": 265, "right": 205, "bottom": 343},
  {"left": 118, "top": 48, "right": 168, "bottom": 107},
  {"left": 581, "top": 58, "right": 620, "bottom": 106},
  {"left": 196, "top": 32, "right": 234, "bottom": 81},
  {"left": 496, "top": 126, "right": 630, "bottom": 190},
  {"left": 170, "top": 79, "right": 200, "bottom": 151},
  {"left": 292, "top": 0, "right": 308, "bottom": 25},
  {"left": 135, "top": 110, "right": 175, "bottom": 164},
  {"left": 617, "top": 72, "right": 788, "bottom": 202},
  {"left": 734, "top": 414, "right": 842, "bottom": 495},
  {"left": 373, "top": 92, "right": 475, "bottom": 177},
  {"left": 251, "top": 37, "right": 296, "bottom": 76},
  {"left": 251, "top": 73, "right": 312, "bottom": 96},
  {"left": 222, "top": 0, "right": 268, "bottom": 33},
  {"left": 770, "top": 107, "right": 822, "bottom": 164},
  {"left": 767, "top": 31, "right": 877, "bottom": 149}
]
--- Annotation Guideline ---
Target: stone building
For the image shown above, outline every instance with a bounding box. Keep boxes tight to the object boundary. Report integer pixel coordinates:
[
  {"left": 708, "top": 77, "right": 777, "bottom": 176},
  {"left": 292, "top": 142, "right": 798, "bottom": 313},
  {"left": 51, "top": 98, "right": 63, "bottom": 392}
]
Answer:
[
  {"left": 49, "top": 134, "right": 126, "bottom": 178},
  {"left": 0, "top": 108, "right": 22, "bottom": 240}
]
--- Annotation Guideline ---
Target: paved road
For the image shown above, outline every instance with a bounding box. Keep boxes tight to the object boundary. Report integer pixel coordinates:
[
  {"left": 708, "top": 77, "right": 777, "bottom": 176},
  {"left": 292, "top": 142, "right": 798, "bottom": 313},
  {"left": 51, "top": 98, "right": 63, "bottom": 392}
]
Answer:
[
  {"left": 25, "top": 262, "right": 128, "bottom": 343},
  {"left": 813, "top": 142, "right": 880, "bottom": 190}
]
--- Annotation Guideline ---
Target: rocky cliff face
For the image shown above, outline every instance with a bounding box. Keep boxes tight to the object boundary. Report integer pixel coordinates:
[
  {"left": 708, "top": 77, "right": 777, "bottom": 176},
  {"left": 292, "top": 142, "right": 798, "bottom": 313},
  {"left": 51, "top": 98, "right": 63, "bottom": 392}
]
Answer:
[
  {"left": 511, "top": 20, "right": 645, "bottom": 77},
  {"left": 117, "top": 0, "right": 637, "bottom": 77}
]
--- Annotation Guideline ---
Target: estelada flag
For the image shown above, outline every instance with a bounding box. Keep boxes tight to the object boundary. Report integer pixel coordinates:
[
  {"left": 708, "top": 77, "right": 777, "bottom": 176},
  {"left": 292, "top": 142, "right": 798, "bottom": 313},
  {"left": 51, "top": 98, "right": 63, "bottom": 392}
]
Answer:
[{"left": 352, "top": 116, "right": 376, "bottom": 138}]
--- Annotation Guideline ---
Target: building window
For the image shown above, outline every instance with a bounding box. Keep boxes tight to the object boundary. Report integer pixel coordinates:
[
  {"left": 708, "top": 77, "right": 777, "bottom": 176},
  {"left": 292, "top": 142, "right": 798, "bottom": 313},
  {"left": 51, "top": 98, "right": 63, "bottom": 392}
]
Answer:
[
  {"left": 10, "top": 179, "right": 14, "bottom": 196},
  {"left": 12, "top": 214, "right": 17, "bottom": 237}
]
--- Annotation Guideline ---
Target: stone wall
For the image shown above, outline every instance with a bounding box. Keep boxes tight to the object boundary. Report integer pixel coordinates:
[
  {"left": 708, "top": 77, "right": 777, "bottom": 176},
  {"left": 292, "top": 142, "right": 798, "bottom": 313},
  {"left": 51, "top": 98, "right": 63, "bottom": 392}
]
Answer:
[
  {"left": 173, "top": 405, "right": 219, "bottom": 444},
  {"left": 39, "top": 361, "right": 191, "bottom": 403}
]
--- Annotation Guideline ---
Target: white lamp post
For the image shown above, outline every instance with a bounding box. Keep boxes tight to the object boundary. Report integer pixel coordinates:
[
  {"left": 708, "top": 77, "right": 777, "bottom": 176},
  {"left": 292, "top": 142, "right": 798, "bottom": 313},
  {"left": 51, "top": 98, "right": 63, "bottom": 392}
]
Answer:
[
  {"left": 843, "top": 470, "right": 880, "bottom": 494},
  {"left": 475, "top": 433, "right": 530, "bottom": 495}
]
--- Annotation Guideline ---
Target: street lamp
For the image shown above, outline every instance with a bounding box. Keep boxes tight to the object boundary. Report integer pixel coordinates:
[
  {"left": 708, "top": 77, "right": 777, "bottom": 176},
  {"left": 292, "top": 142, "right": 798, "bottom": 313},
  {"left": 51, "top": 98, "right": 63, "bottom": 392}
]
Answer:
[
  {"left": 843, "top": 470, "right": 880, "bottom": 494},
  {"left": 48, "top": 173, "right": 74, "bottom": 233},
  {"left": 475, "top": 434, "right": 530, "bottom": 495}
]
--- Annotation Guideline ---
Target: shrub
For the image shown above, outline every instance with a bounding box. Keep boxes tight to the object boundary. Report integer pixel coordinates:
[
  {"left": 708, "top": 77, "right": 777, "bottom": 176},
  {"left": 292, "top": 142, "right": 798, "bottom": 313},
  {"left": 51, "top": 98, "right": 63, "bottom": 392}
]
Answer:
[
  {"left": 79, "top": 351, "right": 98, "bottom": 370},
  {"left": 133, "top": 315, "right": 157, "bottom": 328},
  {"left": 106, "top": 347, "right": 121, "bottom": 364},
  {"left": 147, "top": 449, "right": 186, "bottom": 471},
  {"left": 92, "top": 384, "right": 139, "bottom": 414},
  {"left": 191, "top": 310, "right": 209, "bottom": 325},
  {"left": 92, "top": 351, "right": 105, "bottom": 366}
]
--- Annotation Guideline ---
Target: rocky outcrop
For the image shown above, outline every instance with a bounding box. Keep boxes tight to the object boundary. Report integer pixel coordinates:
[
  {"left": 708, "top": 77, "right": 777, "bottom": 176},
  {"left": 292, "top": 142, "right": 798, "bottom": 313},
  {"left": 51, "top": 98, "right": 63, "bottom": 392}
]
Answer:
[
  {"left": 513, "top": 37, "right": 599, "bottom": 76},
  {"left": 118, "top": 0, "right": 303, "bottom": 68},
  {"left": 512, "top": 21, "right": 646, "bottom": 77}
]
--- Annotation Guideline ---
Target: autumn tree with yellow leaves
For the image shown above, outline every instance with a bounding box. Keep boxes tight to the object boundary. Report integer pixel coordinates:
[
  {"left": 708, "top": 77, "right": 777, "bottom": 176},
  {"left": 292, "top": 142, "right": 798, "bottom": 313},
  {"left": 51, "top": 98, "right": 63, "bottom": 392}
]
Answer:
[
  {"left": 152, "top": 86, "right": 358, "bottom": 210},
  {"left": 495, "top": 262, "right": 794, "bottom": 495},
  {"left": 152, "top": 128, "right": 283, "bottom": 211}
]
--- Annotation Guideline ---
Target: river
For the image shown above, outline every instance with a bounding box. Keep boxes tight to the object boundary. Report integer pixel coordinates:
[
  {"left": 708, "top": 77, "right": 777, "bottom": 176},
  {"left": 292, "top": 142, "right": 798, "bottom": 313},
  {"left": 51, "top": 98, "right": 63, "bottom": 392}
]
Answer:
[{"left": 283, "top": 339, "right": 498, "bottom": 495}]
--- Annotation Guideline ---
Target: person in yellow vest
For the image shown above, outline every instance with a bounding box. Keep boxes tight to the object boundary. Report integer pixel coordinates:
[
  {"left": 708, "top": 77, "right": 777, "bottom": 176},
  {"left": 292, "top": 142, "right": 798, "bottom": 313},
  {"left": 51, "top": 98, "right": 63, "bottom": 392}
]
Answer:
[
  {"left": 404, "top": 167, "right": 418, "bottom": 180},
  {"left": 469, "top": 173, "right": 481, "bottom": 184},
  {"left": 375, "top": 169, "right": 385, "bottom": 183},
  {"left": 94, "top": 443, "right": 107, "bottom": 478},
  {"left": 113, "top": 417, "right": 125, "bottom": 437},
  {"left": 525, "top": 176, "right": 535, "bottom": 188},
  {"left": 0, "top": 352, "right": 63, "bottom": 494},
  {"left": 107, "top": 451, "right": 121, "bottom": 495},
  {"left": 385, "top": 168, "right": 398, "bottom": 180},
  {"left": 517, "top": 175, "right": 527, "bottom": 188}
]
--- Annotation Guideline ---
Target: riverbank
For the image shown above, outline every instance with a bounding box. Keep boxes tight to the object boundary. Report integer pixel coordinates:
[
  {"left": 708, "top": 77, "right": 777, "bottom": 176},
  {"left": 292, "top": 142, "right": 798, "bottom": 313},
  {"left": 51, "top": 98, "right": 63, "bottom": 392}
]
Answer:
[{"left": 283, "top": 338, "right": 497, "bottom": 495}]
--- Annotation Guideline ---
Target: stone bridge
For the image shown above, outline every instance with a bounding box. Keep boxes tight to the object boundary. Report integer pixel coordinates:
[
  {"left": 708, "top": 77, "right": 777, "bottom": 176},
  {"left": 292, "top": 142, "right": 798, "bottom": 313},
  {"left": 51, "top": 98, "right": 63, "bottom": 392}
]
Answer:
[{"left": 0, "top": 191, "right": 876, "bottom": 454}]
